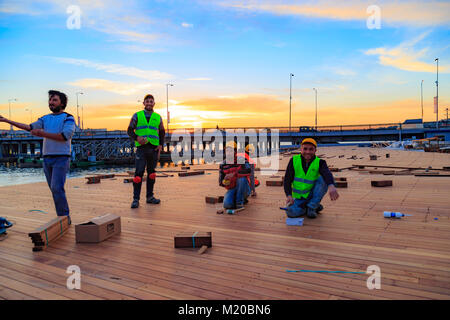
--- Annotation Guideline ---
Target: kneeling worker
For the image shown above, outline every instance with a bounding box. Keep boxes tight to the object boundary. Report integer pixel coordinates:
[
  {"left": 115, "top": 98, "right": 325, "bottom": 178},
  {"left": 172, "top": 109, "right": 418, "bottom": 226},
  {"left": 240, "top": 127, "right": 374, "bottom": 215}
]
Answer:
[
  {"left": 283, "top": 138, "right": 339, "bottom": 218},
  {"left": 219, "top": 141, "right": 252, "bottom": 209}
]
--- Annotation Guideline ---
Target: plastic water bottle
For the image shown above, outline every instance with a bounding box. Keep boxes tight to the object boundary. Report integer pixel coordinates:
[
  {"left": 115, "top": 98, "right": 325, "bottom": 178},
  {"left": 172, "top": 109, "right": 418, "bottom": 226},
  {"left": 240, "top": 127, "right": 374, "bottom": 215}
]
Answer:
[{"left": 383, "top": 211, "right": 410, "bottom": 218}]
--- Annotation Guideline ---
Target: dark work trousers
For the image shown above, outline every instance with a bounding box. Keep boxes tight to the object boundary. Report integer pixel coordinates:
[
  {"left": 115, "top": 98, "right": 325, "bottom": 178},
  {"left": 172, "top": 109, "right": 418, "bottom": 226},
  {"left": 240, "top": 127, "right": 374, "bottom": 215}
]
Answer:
[{"left": 133, "top": 146, "right": 158, "bottom": 200}]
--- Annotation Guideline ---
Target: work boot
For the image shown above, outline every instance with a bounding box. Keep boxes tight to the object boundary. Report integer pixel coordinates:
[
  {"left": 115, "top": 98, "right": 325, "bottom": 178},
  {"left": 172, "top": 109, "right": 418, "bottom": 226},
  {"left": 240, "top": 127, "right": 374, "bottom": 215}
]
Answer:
[
  {"left": 146, "top": 197, "right": 160, "bottom": 204},
  {"left": 131, "top": 199, "right": 139, "bottom": 209},
  {"left": 317, "top": 204, "right": 324, "bottom": 213},
  {"left": 306, "top": 207, "right": 317, "bottom": 219}
]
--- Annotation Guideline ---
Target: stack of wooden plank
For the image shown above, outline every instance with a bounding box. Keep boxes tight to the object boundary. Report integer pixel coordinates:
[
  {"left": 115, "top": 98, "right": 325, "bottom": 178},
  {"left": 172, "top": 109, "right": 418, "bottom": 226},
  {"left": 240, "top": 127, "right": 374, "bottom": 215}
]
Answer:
[
  {"left": 85, "top": 176, "right": 101, "bottom": 184},
  {"left": 28, "top": 216, "right": 70, "bottom": 252},
  {"left": 205, "top": 196, "right": 224, "bottom": 204},
  {"left": 174, "top": 232, "right": 212, "bottom": 248},
  {"left": 94, "top": 174, "right": 115, "bottom": 179}
]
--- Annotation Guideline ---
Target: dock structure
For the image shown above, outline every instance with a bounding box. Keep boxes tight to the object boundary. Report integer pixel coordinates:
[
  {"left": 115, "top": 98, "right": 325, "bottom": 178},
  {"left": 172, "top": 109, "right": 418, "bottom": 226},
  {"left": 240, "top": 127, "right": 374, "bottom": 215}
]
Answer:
[{"left": 0, "top": 146, "right": 449, "bottom": 299}]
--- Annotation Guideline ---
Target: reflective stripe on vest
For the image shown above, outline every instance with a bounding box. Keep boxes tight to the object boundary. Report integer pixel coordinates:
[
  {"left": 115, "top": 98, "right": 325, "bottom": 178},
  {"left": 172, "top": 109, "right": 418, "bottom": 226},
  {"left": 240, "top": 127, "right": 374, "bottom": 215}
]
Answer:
[
  {"left": 292, "top": 154, "right": 320, "bottom": 199},
  {"left": 135, "top": 110, "right": 161, "bottom": 147}
]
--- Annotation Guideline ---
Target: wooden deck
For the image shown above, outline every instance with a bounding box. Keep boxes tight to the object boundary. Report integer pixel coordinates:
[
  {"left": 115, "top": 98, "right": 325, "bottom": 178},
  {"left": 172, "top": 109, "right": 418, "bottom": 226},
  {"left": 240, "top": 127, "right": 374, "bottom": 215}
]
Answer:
[{"left": 0, "top": 146, "right": 449, "bottom": 300}]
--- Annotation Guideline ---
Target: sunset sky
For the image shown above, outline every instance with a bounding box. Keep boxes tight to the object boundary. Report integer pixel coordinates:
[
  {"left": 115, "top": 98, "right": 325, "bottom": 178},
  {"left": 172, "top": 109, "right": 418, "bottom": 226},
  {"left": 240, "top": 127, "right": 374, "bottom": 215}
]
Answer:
[{"left": 0, "top": 0, "right": 449, "bottom": 130}]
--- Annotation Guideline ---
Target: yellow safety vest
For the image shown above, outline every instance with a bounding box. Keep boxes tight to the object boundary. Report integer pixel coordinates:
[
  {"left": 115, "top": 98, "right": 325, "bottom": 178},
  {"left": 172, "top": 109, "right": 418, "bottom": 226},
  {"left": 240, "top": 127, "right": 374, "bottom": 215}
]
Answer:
[
  {"left": 135, "top": 110, "right": 161, "bottom": 147},
  {"left": 292, "top": 154, "right": 320, "bottom": 199}
]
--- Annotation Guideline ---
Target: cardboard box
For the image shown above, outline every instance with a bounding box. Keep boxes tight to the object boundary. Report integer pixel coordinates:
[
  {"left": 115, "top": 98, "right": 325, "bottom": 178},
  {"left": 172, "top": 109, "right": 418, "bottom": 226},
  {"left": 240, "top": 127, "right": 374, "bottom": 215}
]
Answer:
[{"left": 75, "top": 214, "right": 121, "bottom": 243}]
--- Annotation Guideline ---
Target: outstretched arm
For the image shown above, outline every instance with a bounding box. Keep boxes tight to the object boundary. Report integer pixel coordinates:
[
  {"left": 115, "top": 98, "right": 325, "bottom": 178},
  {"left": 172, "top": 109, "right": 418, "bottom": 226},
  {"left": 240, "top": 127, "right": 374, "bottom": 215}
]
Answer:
[{"left": 0, "top": 115, "right": 31, "bottom": 131}]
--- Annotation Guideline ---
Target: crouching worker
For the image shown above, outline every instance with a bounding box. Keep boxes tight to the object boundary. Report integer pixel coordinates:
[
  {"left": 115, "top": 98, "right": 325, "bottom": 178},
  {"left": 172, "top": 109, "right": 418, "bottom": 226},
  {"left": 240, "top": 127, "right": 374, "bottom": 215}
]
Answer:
[
  {"left": 283, "top": 138, "right": 339, "bottom": 219},
  {"left": 219, "top": 141, "right": 252, "bottom": 209}
]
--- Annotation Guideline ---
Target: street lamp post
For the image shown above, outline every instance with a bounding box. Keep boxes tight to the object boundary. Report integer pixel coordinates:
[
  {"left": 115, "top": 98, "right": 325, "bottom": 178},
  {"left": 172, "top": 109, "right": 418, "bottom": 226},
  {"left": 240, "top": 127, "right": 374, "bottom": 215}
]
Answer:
[
  {"left": 76, "top": 92, "right": 83, "bottom": 129},
  {"left": 81, "top": 105, "right": 84, "bottom": 130},
  {"left": 166, "top": 83, "right": 174, "bottom": 133},
  {"left": 289, "top": 73, "right": 294, "bottom": 132},
  {"left": 166, "top": 83, "right": 174, "bottom": 152},
  {"left": 421, "top": 80, "right": 424, "bottom": 122},
  {"left": 313, "top": 88, "right": 318, "bottom": 129},
  {"left": 8, "top": 98, "right": 17, "bottom": 132},
  {"left": 435, "top": 58, "right": 439, "bottom": 129}
]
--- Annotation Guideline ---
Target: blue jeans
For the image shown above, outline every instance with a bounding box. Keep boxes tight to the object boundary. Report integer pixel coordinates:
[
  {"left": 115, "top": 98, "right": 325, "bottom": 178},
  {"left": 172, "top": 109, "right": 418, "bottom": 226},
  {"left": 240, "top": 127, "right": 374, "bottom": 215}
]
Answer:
[
  {"left": 287, "top": 176, "right": 328, "bottom": 218},
  {"left": 223, "top": 177, "right": 251, "bottom": 209},
  {"left": 43, "top": 156, "right": 70, "bottom": 217}
]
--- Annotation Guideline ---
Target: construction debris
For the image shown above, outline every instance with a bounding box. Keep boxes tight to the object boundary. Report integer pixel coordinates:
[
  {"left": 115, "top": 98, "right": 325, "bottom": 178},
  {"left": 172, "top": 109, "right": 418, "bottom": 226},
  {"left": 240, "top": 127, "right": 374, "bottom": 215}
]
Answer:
[{"left": 197, "top": 245, "right": 208, "bottom": 254}]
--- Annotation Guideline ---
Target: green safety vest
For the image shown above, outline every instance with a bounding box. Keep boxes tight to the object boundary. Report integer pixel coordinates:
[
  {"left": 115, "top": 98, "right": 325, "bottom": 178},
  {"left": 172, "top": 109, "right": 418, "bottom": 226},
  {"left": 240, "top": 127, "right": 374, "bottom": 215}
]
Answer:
[
  {"left": 292, "top": 154, "right": 320, "bottom": 199},
  {"left": 135, "top": 110, "right": 161, "bottom": 147}
]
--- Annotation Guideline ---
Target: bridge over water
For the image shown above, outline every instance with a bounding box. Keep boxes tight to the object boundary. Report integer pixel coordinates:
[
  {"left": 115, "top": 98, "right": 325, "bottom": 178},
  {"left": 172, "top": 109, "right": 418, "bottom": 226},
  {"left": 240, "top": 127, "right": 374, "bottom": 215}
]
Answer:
[{"left": 1, "top": 121, "right": 449, "bottom": 163}]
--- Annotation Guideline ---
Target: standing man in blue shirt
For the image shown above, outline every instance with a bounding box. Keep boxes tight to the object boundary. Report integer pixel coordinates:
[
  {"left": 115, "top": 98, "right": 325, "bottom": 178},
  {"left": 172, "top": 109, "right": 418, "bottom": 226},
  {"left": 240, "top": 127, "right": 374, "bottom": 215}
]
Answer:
[{"left": 0, "top": 90, "right": 76, "bottom": 222}]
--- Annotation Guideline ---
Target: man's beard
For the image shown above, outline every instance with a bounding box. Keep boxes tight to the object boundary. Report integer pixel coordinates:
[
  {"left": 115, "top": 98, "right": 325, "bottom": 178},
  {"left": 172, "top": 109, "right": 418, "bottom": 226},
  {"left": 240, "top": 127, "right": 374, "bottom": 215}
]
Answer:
[{"left": 50, "top": 105, "right": 62, "bottom": 113}]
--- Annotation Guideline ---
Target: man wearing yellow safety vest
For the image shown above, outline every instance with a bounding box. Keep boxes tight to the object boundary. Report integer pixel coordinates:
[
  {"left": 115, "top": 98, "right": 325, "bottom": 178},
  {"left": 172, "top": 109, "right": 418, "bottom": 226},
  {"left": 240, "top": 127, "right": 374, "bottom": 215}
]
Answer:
[
  {"left": 283, "top": 138, "right": 339, "bottom": 218},
  {"left": 127, "top": 94, "right": 165, "bottom": 209}
]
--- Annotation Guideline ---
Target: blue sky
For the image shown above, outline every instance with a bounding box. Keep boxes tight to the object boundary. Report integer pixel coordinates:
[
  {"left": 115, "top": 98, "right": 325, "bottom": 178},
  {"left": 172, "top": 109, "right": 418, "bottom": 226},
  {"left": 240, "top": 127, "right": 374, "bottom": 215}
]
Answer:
[{"left": 0, "top": 0, "right": 449, "bottom": 129}]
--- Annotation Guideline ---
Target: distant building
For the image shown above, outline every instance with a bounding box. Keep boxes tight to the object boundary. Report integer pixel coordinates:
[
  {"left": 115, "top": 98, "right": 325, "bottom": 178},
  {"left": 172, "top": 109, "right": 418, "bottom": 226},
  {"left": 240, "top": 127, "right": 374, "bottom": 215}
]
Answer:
[{"left": 402, "top": 119, "right": 424, "bottom": 129}]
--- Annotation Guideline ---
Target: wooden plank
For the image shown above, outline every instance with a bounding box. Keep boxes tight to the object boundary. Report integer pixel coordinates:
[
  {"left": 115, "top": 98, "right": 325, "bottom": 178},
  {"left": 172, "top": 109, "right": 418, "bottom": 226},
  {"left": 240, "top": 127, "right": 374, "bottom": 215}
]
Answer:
[
  {"left": 0, "top": 145, "right": 449, "bottom": 300},
  {"left": 266, "top": 180, "right": 283, "bottom": 186},
  {"left": 335, "top": 181, "right": 348, "bottom": 188},
  {"left": 178, "top": 171, "right": 205, "bottom": 177},
  {"left": 371, "top": 180, "right": 393, "bottom": 187}
]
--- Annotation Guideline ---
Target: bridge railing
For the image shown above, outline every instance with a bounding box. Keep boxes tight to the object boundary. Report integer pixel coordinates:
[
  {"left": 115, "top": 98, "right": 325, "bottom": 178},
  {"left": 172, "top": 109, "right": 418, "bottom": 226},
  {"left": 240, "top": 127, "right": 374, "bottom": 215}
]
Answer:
[{"left": 1, "top": 121, "right": 444, "bottom": 139}]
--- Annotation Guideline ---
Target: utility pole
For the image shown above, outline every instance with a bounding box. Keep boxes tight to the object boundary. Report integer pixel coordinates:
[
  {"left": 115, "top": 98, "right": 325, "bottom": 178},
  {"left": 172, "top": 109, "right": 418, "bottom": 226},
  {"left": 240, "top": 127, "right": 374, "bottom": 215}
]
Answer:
[
  {"left": 313, "top": 88, "right": 318, "bottom": 129},
  {"left": 76, "top": 92, "right": 83, "bottom": 129},
  {"left": 435, "top": 58, "right": 439, "bottom": 129},
  {"left": 8, "top": 98, "right": 17, "bottom": 133},
  {"left": 421, "top": 80, "right": 424, "bottom": 122},
  {"left": 289, "top": 73, "right": 294, "bottom": 131},
  {"left": 166, "top": 83, "right": 174, "bottom": 152}
]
